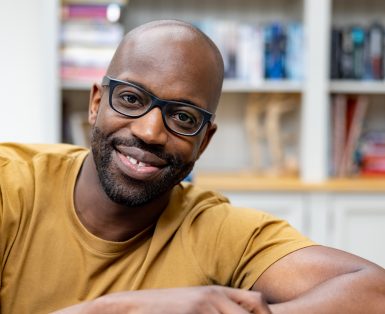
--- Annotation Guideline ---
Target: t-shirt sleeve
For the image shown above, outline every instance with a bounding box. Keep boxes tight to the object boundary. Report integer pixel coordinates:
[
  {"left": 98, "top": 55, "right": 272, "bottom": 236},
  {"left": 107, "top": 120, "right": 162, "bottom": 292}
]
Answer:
[{"left": 188, "top": 204, "right": 316, "bottom": 289}]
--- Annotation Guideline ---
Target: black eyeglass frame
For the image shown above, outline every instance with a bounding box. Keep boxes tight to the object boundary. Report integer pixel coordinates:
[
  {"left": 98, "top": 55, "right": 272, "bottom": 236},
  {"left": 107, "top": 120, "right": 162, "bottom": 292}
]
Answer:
[{"left": 101, "top": 76, "right": 215, "bottom": 136}]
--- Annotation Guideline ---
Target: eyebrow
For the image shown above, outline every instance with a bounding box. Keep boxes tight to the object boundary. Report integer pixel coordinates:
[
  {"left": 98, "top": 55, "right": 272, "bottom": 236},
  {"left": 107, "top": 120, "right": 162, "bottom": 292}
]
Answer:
[{"left": 119, "top": 78, "right": 203, "bottom": 109}]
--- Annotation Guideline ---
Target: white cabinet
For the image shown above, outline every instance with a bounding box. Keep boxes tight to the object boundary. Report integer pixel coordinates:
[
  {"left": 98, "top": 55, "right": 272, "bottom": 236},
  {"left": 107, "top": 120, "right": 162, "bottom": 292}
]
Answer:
[
  {"left": 331, "top": 194, "right": 385, "bottom": 268},
  {"left": 223, "top": 191, "right": 385, "bottom": 267},
  {"left": 224, "top": 192, "right": 308, "bottom": 234}
]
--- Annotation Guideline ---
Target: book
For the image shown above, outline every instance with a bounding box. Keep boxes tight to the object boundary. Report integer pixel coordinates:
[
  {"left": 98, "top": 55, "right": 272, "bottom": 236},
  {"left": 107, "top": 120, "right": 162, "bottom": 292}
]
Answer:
[
  {"left": 286, "top": 22, "right": 304, "bottom": 80},
  {"left": 351, "top": 26, "right": 365, "bottom": 79},
  {"left": 331, "top": 23, "right": 385, "bottom": 80},
  {"left": 61, "top": 65, "right": 106, "bottom": 83},
  {"left": 340, "top": 95, "right": 368, "bottom": 176},
  {"left": 330, "top": 28, "right": 342, "bottom": 79},
  {"left": 264, "top": 23, "right": 286, "bottom": 79},
  {"left": 366, "top": 23, "right": 384, "bottom": 80},
  {"left": 61, "top": 21, "right": 124, "bottom": 46},
  {"left": 340, "top": 27, "right": 355, "bottom": 79},
  {"left": 63, "top": 0, "right": 127, "bottom": 5},
  {"left": 62, "top": 3, "right": 122, "bottom": 22},
  {"left": 60, "top": 1, "right": 125, "bottom": 86},
  {"left": 331, "top": 94, "right": 347, "bottom": 176},
  {"left": 236, "top": 24, "right": 263, "bottom": 83},
  {"left": 196, "top": 20, "right": 303, "bottom": 83},
  {"left": 61, "top": 46, "right": 116, "bottom": 67}
]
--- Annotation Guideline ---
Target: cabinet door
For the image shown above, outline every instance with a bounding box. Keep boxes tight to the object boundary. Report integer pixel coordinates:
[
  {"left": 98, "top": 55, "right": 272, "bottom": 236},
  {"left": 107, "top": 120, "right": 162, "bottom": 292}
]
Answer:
[
  {"left": 223, "top": 192, "right": 307, "bottom": 234},
  {"left": 331, "top": 194, "right": 385, "bottom": 267}
]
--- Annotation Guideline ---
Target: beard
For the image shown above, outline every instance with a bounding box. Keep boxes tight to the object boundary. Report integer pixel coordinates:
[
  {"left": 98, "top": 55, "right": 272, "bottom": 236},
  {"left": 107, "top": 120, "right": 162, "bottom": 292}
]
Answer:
[{"left": 90, "top": 126, "right": 195, "bottom": 207}]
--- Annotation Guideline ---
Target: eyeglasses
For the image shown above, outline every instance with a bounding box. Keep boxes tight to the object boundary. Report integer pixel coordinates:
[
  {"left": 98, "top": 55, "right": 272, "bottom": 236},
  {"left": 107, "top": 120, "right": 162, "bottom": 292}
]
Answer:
[{"left": 101, "top": 76, "right": 215, "bottom": 136}]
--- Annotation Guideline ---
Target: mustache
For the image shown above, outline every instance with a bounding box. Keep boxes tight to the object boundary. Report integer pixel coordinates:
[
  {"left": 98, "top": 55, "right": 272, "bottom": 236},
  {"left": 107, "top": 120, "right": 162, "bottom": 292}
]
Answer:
[{"left": 110, "top": 135, "right": 181, "bottom": 165}]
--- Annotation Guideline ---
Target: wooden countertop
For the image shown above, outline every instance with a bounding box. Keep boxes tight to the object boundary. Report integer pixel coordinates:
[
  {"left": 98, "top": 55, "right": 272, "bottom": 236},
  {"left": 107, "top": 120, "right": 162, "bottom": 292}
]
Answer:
[{"left": 194, "top": 173, "right": 385, "bottom": 193}]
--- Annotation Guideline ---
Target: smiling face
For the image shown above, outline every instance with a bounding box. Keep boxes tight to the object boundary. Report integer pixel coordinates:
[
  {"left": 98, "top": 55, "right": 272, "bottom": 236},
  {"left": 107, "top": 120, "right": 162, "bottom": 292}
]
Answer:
[{"left": 88, "top": 21, "right": 224, "bottom": 207}]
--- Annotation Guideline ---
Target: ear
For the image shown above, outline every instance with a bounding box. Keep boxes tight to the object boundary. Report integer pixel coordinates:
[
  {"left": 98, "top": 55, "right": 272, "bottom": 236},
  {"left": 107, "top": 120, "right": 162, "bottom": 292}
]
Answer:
[
  {"left": 197, "top": 123, "right": 217, "bottom": 159},
  {"left": 88, "top": 83, "right": 103, "bottom": 126}
]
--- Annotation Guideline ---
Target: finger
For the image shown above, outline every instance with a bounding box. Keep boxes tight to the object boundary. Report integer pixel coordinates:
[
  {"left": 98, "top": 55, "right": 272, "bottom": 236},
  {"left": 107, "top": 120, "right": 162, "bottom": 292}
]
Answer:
[
  {"left": 219, "top": 287, "right": 272, "bottom": 314},
  {"left": 214, "top": 297, "right": 253, "bottom": 314}
]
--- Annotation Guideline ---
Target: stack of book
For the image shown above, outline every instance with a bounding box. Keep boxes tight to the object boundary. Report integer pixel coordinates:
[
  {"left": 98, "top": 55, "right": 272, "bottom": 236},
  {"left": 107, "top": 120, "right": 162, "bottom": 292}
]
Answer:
[
  {"left": 330, "top": 23, "right": 385, "bottom": 80},
  {"left": 359, "top": 131, "right": 385, "bottom": 176},
  {"left": 60, "top": 0, "right": 126, "bottom": 85},
  {"left": 196, "top": 20, "right": 304, "bottom": 83}
]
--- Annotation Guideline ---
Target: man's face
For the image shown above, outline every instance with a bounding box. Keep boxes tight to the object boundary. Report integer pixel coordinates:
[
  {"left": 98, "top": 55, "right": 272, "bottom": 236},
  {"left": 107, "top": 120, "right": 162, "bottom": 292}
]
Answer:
[{"left": 88, "top": 28, "right": 220, "bottom": 207}]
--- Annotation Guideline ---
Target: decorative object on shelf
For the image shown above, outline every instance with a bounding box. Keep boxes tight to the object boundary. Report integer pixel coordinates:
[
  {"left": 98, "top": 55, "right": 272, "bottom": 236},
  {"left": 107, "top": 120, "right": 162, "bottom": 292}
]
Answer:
[{"left": 245, "top": 93, "right": 300, "bottom": 177}]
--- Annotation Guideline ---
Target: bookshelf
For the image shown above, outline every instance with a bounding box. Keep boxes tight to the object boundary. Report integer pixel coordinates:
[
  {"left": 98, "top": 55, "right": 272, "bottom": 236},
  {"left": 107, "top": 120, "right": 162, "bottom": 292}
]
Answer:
[
  {"left": 62, "top": 0, "right": 385, "bottom": 267},
  {"left": 58, "top": 0, "right": 385, "bottom": 184},
  {"left": 60, "top": 0, "right": 385, "bottom": 181}
]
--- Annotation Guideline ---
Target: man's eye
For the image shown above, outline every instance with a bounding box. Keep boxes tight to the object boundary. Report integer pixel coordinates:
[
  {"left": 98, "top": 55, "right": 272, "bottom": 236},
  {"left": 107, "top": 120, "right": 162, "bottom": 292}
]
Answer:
[
  {"left": 173, "top": 112, "right": 196, "bottom": 125},
  {"left": 121, "top": 94, "right": 140, "bottom": 104}
]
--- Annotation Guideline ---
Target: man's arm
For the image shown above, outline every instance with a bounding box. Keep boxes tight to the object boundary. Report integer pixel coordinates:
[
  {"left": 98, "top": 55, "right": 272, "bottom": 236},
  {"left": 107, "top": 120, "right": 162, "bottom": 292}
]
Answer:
[
  {"left": 253, "top": 245, "right": 385, "bottom": 313},
  {"left": 52, "top": 286, "right": 272, "bottom": 314},
  {"left": 52, "top": 246, "right": 385, "bottom": 313}
]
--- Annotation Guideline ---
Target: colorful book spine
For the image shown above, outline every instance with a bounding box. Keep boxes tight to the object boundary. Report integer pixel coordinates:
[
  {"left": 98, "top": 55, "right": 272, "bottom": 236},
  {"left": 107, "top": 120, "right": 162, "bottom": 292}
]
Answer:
[{"left": 62, "top": 4, "right": 122, "bottom": 22}]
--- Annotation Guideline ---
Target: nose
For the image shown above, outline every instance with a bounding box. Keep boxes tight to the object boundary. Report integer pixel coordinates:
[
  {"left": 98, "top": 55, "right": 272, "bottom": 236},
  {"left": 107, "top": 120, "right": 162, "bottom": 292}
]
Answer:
[{"left": 129, "top": 107, "right": 168, "bottom": 145}]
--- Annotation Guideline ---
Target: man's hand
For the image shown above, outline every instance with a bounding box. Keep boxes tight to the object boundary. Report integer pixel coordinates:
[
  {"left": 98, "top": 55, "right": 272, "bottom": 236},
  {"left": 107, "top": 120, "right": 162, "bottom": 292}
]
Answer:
[{"left": 53, "top": 286, "right": 271, "bottom": 314}]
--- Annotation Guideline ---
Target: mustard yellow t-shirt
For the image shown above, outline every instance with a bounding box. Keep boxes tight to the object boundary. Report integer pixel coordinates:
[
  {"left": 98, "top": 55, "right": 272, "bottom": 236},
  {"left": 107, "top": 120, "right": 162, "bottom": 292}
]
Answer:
[{"left": 0, "top": 143, "right": 315, "bottom": 313}]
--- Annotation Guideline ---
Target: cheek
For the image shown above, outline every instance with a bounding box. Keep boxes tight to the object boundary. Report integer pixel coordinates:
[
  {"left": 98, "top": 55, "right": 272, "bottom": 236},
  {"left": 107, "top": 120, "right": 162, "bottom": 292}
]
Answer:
[
  {"left": 170, "top": 137, "right": 203, "bottom": 163},
  {"left": 94, "top": 106, "right": 128, "bottom": 135}
]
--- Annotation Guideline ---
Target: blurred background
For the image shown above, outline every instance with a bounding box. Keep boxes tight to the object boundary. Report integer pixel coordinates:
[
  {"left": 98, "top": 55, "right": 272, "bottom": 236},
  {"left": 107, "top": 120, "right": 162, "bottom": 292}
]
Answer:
[{"left": 1, "top": 0, "right": 385, "bottom": 267}]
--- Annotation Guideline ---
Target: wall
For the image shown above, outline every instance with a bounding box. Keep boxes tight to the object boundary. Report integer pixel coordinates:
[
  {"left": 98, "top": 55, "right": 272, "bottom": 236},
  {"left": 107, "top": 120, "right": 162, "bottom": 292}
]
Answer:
[{"left": 0, "top": 0, "right": 60, "bottom": 143}]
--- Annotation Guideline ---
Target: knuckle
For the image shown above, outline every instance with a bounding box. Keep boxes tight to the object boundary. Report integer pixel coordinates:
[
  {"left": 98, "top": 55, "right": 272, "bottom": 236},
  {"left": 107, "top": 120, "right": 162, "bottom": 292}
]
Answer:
[
  {"left": 202, "top": 285, "right": 221, "bottom": 298},
  {"left": 253, "top": 291, "right": 264, "bottom": 304}
]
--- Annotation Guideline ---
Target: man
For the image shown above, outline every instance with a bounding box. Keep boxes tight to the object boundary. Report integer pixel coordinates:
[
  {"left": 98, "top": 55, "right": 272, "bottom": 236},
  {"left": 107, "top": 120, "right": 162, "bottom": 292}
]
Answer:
[{"left": 1, "top": 20, "right": 385, "bottom": 313}]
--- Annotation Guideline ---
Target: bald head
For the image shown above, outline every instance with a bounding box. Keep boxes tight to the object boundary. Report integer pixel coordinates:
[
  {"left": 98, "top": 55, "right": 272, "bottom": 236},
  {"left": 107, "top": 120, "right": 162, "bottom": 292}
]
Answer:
[{"left": 106, "top": 20, "right": 225, "bottom": 112}]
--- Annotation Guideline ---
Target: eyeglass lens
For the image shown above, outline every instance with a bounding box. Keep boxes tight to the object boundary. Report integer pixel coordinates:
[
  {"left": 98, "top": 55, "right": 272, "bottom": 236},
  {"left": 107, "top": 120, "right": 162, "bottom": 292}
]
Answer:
[{"left": 111, "top": 83, "right": 205, "bottom": 135}]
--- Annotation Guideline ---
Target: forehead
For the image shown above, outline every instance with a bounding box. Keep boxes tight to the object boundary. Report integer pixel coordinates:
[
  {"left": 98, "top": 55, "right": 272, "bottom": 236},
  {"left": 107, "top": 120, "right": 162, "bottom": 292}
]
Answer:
[{"left": 110, "top": 27, "right": 221, "bottom": 111}]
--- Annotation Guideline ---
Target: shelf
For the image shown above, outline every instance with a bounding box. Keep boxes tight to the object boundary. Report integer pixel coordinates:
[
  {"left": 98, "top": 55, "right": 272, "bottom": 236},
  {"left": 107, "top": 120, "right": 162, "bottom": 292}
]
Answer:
[
  {"left": 195, "top": 173, "right": 385, "bottom": 192},
  {"left": 330, "top": 80, "right": 385, "bottom": 94}
]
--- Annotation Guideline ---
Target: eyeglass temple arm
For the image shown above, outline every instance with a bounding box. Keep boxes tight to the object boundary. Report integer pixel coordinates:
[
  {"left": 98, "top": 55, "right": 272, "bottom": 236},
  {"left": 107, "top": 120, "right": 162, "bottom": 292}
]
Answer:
[{"left": 102, "top": 76, "right": 110, "bottom": 86}]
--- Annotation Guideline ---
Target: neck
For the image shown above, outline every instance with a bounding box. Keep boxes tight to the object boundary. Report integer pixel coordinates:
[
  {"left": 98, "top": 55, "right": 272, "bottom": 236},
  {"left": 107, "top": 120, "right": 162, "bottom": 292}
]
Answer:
[{"left": 74, "top": 154, "right": 171, "bottom": 242}]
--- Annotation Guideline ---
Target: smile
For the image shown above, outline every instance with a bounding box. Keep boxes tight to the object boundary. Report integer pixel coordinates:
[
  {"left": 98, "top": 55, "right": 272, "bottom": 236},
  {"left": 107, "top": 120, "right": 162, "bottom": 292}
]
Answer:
[{"left": 115, "top": 150, "right": 165, "bottom": 181}]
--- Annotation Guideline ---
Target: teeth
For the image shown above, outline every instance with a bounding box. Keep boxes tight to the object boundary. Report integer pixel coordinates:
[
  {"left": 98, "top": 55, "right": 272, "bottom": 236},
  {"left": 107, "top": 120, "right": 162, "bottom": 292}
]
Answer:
[
  {"left": 126, "top": 155, "right": 149, "bottom": 168},
  {"left": 128, "top": 157, "right": 138, "bottom": 165}
]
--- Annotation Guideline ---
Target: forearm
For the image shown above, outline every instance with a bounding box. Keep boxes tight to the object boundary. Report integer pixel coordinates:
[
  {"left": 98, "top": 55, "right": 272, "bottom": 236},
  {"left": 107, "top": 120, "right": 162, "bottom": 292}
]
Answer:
[
  {"left": 51, "top": 301, "right": 93, "bottom": 314},
  {"left": 269, "top": 267, "right": 385, "bottom": 314}
]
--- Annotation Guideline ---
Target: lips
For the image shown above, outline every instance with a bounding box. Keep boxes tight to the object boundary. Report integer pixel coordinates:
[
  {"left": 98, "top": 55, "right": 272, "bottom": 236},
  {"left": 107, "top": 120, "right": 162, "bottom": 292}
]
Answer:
[{"left": 114, "top": 145, "right": 168, "bottom": 180}]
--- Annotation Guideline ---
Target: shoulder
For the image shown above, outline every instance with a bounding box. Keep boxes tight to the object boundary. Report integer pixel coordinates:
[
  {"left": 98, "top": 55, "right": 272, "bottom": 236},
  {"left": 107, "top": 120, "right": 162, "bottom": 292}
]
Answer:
[
  {"left": 178, "top": 182, "right": 279, "bottom": 231},
  {"left": 0, "top": 142, "right": 88, "bottom": 165},
  {"left": 0, "top": 142, "right": 88, "bottom": 181},
  {"left": 174, "top": 183, "right": 315, "bottom": 288},
  {"left": 0, "top": 142, "right": 88, "bottom": 214}
]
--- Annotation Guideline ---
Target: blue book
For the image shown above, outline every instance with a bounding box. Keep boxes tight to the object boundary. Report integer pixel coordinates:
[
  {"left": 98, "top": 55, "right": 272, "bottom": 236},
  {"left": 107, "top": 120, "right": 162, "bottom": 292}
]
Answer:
[{"left": 264, "top": 23, "right": 286, "bottom": 79}]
